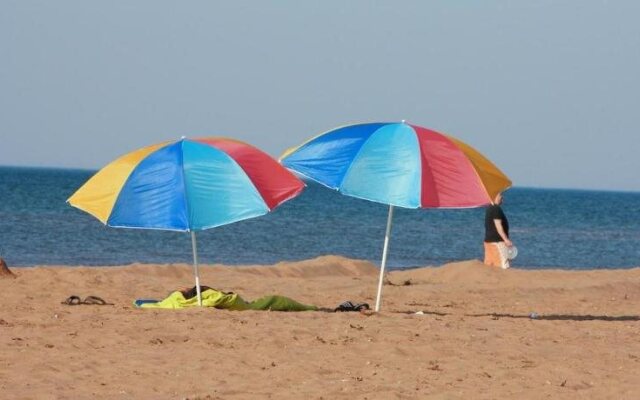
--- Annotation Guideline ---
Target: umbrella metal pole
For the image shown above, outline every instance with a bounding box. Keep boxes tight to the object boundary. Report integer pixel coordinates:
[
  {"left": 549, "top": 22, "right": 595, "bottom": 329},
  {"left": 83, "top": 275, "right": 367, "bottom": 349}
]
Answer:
[
  {"left": 375, "top": 205, "right": 394, "bottom": 312},
  {"left": 191, "top": 231, "right": 203, "bottom": 306}
]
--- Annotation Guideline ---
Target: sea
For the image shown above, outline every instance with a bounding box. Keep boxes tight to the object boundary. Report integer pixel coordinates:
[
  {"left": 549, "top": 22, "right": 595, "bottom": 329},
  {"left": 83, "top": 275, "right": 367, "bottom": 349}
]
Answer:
[{"left": 1, "top": 166, "right": 639, "bottom": 270}]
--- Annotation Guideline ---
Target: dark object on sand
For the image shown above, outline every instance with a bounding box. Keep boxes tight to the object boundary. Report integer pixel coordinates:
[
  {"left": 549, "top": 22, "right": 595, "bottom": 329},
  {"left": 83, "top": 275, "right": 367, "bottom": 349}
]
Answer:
[
  {"left": 61, "top": 295, "right": 82, "bottom": 305},
  {"left": 61, "top": 295, "right": 113, "bottom": 305},
  {"left": 334, "top": 301, "right": 370, "bottom": 312},
  {"left": 385, "top": 277, "right": 412, "bottom": 286},
  {"left": 0, "top": 258, "right": 15, "bottom": 278}
]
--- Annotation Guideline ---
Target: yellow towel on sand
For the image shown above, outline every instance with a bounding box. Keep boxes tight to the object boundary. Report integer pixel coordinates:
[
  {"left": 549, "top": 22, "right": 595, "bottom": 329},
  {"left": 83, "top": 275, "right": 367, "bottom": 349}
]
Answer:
[
  {"left": 137, "top": 288, "right": 318, "bottom": 311},
  {"left": 139, "top": 289, "right": 250, "bottom": 310}
]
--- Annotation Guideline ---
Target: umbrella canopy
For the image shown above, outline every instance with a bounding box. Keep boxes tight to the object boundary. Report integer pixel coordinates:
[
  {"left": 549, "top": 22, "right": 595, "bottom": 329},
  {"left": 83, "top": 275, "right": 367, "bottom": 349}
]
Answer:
[
  {"left": 280, "top": 122, "right": 511, "bottom": 310},
  {"left": 69, "top": 137, "right": 305, "bottom": 304},
  {"left": 70, "top": 137, "right": 304, "bottom": 231},
  {"left": 281, "top": 122, "right": 511, "bottom": 208}
]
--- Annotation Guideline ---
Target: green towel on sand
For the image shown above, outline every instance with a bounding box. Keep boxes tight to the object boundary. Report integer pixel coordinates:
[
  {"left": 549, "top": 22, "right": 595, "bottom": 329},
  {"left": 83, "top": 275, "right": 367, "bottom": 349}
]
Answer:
[{"left": 136, "top": 288, "right": 317, "bottom": 311}]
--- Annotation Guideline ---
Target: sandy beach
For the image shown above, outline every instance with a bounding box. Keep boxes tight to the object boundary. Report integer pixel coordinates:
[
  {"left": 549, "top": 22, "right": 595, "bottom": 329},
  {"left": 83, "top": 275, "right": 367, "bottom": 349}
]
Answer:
[{"left": 1, "top": 256, "right": 639, "bottom": 399}]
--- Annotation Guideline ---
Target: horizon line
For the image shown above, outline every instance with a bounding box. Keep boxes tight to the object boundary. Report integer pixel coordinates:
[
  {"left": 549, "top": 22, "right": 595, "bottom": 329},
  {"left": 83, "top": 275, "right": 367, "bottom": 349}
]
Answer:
[{"left": 1, "top": 164, "right": 638, "bottom": 195}]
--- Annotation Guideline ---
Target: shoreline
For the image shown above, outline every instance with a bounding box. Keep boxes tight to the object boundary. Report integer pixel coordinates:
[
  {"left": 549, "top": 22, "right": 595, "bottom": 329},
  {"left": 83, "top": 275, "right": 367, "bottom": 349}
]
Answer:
[{"left": 5, "top": 259, "right": 640, "bottom": 271}]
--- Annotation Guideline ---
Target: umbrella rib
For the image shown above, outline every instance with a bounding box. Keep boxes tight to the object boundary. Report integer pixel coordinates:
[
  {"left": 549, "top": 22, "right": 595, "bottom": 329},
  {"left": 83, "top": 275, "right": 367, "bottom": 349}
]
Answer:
[
  {"left": 460, "top": 151, "right": 506, "bottom": 205},
  {"left": 178, "top": 139, "right": 193, "bottom": 232},
  {"left": 336, "top": 127, "right": 381, "bottom": 190},
  {"left": 279, "top": 121, "right": 376, "bottom": 162}
]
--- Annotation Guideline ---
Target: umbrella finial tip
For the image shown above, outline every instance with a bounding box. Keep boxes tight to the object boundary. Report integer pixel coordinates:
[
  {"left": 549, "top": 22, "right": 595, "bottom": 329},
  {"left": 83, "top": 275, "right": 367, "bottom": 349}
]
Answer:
[
  {"left": 401, "top": 119, "right": 406, "bottom": 124},
  {"left": 181, "top": 135, "right": 187, "bottom": 140}
]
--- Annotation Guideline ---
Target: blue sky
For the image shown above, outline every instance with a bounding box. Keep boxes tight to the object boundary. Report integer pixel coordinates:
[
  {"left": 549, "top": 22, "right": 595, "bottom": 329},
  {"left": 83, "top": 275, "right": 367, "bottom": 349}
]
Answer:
[{"left": 2, "top": 1, "right": 639, "bottom": 191}]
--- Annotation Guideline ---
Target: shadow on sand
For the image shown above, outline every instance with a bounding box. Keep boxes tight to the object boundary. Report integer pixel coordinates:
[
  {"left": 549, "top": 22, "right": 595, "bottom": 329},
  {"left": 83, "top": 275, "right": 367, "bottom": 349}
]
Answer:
[
  {"left": 398, "top": 309, "right": 639, "bottom": 321},
  {"left": 466, "top": 313, "right": 640, "bottom": 322}
]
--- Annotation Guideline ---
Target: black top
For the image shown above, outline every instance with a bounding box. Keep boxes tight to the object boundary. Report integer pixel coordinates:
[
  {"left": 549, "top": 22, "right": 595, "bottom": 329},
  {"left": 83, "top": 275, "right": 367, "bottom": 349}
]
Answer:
[{"left": 484, "top": 205, "right": 509, "bottom": 242}]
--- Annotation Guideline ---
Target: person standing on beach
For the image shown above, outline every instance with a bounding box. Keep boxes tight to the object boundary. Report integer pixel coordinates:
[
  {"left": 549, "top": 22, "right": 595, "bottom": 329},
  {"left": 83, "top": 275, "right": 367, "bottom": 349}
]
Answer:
[{"left": 484, "top": 192, "right": 513, "bottom": 269}]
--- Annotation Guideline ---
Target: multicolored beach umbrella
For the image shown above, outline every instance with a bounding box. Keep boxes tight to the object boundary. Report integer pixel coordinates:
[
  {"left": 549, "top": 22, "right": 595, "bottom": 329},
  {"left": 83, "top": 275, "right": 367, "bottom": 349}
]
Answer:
[
  {"left": 68, "top": 137, "right": 305, "bottom": 305},
  {"left": 280, "top": 122, "right": 511, "bottom": 311}
]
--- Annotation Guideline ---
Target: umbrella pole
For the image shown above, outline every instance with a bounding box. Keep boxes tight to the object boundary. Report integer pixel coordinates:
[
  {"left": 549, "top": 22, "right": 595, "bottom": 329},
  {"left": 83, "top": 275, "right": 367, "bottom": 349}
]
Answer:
[
  {"left": 191, "top": 231, "right": 203, "bottom": 306},
  {"left": 375, "top": 205, "right": 394, "bottom": 312}
]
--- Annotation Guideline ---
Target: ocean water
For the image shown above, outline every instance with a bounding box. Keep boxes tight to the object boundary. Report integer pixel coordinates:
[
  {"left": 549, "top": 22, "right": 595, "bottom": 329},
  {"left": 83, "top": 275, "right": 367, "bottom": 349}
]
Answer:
[{"left": 1, "top": 166, "right": 639, "bottom": 270}]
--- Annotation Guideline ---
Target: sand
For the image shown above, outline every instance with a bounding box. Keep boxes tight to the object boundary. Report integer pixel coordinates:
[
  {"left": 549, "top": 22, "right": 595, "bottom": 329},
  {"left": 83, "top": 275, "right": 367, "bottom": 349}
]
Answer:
[{"left": 1, "top": 256, "right": 639, "bottom": 399}]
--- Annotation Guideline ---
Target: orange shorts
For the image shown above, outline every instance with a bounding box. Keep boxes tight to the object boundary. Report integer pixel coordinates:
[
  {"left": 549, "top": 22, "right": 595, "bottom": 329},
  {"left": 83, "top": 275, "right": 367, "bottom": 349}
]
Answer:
[{"left": 484, "top": 242, "right": 510, "bottom": 269}]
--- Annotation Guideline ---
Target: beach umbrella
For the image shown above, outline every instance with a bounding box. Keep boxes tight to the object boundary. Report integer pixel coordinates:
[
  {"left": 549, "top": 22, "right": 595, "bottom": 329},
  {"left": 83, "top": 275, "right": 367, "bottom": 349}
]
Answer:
[
  {"left": 280, "top": 122, "right": 511, "bottom": 311},
  {"left": 68, "top": 137, "right": 305, "bottom": 305}
]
